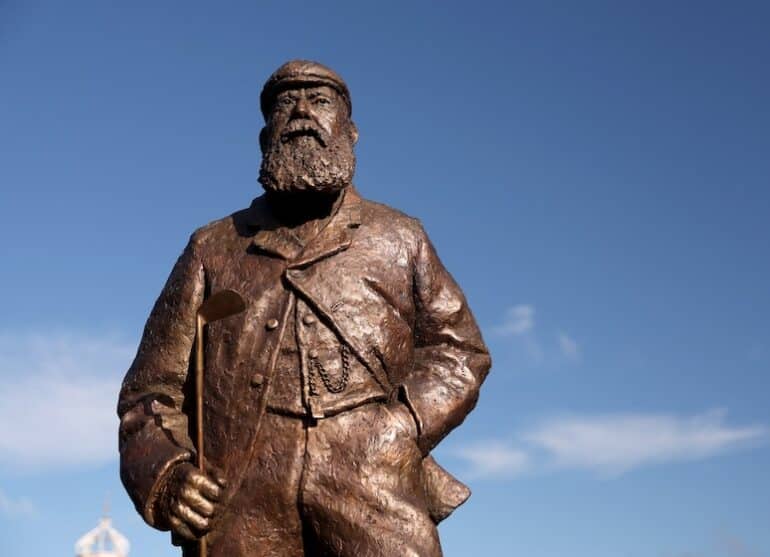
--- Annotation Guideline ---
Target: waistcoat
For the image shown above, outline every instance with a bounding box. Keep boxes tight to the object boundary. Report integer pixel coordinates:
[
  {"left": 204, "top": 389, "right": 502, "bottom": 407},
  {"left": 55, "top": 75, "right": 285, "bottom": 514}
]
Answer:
[{"left": 266, "top": 297, "right": 386, "bottom": 417}]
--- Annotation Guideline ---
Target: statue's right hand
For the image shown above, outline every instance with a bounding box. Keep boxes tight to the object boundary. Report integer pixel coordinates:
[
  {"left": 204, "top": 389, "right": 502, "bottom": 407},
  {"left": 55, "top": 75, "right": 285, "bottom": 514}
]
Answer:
[{"left": 160, "top": 462, "right": 225, "bottom": 541}]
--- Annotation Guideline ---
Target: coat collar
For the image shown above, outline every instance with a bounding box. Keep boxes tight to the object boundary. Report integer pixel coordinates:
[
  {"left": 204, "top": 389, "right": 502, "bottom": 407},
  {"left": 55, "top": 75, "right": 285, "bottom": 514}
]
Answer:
[{"left": 248, "top": 187, "right": 362, "bottom": 267}]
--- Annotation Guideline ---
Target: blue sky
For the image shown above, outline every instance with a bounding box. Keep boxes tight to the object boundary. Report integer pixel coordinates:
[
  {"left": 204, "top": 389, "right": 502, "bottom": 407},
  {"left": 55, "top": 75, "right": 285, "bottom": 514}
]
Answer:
[{"left": 1, "top": 2, "right": 769, "bottom": 556}]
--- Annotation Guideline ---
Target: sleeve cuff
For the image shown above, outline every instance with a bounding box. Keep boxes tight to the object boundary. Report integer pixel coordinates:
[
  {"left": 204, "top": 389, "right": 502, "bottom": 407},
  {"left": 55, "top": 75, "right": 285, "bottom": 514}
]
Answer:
[{"left": 143, "top": 450, "right": 193, "bottom": 527}]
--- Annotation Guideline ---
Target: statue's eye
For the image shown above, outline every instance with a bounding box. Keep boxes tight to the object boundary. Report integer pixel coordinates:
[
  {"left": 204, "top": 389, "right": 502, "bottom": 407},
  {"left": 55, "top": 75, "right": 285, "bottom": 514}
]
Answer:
[
  {"left": 280, "top": 97, "right": 294, "bottom": 106},
  {"left": 314, "top": 97, "right": 330, "bottom": 106}
]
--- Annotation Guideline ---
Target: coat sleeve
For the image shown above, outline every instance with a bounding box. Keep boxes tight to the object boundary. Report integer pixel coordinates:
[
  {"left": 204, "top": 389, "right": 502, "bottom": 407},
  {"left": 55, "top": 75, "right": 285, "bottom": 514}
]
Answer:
[
  {"left": 117, "top": 236, "right": 204, "bottom": 528},
  {"left": 400, "top": 224, "right": 491, "bottom": 455}
]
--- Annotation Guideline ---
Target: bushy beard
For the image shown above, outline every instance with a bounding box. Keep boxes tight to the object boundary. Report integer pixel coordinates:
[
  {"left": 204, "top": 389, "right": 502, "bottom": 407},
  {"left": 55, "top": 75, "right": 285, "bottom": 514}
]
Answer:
[{"left": 258, "top": 125, "right": 356, "bottom": 195}]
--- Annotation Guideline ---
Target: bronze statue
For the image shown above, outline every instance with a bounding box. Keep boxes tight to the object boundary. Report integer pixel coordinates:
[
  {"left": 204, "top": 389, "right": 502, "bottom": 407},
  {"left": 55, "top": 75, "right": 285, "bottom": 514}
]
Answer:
[{"left": 118, "top": 60, "right": 491, "bottom": 557}]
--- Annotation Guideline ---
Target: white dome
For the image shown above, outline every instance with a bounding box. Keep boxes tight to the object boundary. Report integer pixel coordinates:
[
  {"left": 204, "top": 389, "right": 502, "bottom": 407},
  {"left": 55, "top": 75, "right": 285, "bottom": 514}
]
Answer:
[{"left": 74, "top": 516, "right": 130, "bottom": 557}]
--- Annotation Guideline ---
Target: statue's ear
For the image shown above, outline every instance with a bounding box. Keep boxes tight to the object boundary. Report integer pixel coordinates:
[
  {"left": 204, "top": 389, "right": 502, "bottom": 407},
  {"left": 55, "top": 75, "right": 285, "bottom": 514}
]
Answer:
[
  {"left": 259, "top": 126, "right": 269, "bottom": 154},
  {"left": 350, "top": 121, "right": 359, "bottom": 145}
]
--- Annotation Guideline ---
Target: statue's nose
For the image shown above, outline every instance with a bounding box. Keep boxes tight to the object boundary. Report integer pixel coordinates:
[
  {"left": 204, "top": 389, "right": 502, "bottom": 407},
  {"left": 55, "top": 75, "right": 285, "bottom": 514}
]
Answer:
[{"left": 291, "top": 97, "right": 311, "bottom": 118}]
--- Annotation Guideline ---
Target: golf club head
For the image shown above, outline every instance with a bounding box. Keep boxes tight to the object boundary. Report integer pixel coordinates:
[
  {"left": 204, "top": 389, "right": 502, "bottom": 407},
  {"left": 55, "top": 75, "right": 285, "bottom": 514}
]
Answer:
[{"left": 198, "top": 290, "right": 247, "bottom": 324}]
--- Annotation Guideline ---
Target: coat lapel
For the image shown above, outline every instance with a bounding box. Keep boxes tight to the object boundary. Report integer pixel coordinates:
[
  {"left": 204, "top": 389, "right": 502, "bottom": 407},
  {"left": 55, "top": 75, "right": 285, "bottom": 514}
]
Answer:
[
  {"left": 248, "top": 197, "right": 305, "bottom": 260},
  {"left": 247, "top": 188, "right": 384, "bottom": 384},
  {"left": 247, "top": 188, "right": 362, "bottom": 266},
  {"left": 289, "top": 188, "right": 361, "bottom": 268}
]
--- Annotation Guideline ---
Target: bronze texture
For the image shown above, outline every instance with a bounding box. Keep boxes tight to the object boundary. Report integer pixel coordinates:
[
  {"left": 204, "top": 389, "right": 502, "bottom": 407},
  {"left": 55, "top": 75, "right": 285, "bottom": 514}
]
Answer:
[{"left": 119, "top": 60, "right": 491, "bottom": 557}]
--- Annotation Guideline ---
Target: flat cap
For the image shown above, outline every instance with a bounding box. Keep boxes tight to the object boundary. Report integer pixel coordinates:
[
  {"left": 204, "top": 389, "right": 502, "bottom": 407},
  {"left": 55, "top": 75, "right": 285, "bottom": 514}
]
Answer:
[{"left": 260, "top": 60, "right": 352, "bottom": 119}]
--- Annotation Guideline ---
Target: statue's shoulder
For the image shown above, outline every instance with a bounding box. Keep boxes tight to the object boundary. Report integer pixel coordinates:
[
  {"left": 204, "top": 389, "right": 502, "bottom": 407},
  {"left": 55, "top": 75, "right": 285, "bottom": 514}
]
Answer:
[
  {"left": 358, "top": 195, "right": 427, "bottom": 243},
  {"left": 361, "top": 198, "right": 422, "bottom": 233},
  {"left": 187, "top": 203, "right": 256, "bottom": 251}
]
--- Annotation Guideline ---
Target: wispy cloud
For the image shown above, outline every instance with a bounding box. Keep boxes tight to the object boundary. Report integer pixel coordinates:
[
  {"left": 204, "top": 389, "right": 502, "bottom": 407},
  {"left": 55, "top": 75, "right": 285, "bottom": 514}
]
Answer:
[
  {"left": 451, "top": 409, "right": 767, "bottom": 478},
  {"left": 557, "top": 331, "right": 580, "bottom": 361},
  {"left": 0, "top": 332, "right": 135, "bottom": 470},
  {"left": 493, "top": 304, "right": 534, "bottom": 336},
  {"left": 524, "top": 409, "right": 765, "bottom": 475},
  {"left": 449, "top": 441, "right": 530, "bottom": 479},
  {"left": 0, "top": 487, "right": 35, "bottom": 517},
  {"left": 492, "top": 305, "right": 580, "bottom": 365}
]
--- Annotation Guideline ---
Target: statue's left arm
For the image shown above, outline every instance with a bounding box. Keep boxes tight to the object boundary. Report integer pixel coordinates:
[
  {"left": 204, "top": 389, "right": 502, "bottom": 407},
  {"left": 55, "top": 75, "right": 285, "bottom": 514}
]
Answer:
[
  {"left": 400, "top": 224, "right": 492, "bottom": 456},
  {"left": 117, "top": 236, "right": 203, "bottom": 528}
]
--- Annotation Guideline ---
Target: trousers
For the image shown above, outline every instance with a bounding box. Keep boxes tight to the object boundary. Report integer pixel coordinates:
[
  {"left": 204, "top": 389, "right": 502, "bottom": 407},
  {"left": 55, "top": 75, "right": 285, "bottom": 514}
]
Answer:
[{"left": 183, "top": 402, "right": 442, "bottom": 557}]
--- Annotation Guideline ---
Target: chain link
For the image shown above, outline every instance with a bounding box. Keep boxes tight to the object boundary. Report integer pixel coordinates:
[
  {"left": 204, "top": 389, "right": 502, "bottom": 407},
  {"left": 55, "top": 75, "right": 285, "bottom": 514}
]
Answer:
[{"left": 308, "top": 345, "right": 351, "bottom": 394}]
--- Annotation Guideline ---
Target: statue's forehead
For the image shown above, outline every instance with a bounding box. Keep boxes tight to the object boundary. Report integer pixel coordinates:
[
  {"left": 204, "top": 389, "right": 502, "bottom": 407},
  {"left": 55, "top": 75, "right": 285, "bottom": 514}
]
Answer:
[{"left": 276, "top": 84, "right": 338, "bottom": 96}]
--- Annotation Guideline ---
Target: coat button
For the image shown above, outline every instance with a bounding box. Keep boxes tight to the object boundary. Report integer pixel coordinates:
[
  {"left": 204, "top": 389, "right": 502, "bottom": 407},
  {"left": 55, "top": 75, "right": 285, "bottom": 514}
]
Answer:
[
  {"left": 266, "top": 318, "right": 279, "bottom": 330},
  {"left": 250, "top": 372, "right": 265, "bottom": 387},
  {"left": 302, "top": 314, "right": 316, "bottom": 326},
  {"left": 308, "top": 349, "right": 319, "bottom": 359}
]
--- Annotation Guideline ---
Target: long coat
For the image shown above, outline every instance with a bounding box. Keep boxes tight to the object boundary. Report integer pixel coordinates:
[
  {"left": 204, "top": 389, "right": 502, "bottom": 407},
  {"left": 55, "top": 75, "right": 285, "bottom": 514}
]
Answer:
[{"left": 118, "top": 187, "right": 491, "bottom": 532}]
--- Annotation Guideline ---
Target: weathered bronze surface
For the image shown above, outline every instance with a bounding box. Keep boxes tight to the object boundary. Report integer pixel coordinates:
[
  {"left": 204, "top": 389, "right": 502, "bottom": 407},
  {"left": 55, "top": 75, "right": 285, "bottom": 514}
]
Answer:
[{"left": 118, "top": 60, "right": 492, "bottom": 557}]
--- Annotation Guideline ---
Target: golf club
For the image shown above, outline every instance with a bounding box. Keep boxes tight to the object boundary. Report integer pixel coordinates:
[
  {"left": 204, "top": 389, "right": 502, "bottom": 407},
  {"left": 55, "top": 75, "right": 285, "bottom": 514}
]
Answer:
[{"left": 195, "top": 289, "right": 246, "bottom": 557}]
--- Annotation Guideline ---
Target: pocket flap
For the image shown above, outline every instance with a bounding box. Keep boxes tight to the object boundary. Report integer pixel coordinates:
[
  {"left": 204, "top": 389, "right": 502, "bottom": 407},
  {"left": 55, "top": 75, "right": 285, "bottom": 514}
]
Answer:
[{"left": 421, "top": 455, "right": 471, "bottom": 523}]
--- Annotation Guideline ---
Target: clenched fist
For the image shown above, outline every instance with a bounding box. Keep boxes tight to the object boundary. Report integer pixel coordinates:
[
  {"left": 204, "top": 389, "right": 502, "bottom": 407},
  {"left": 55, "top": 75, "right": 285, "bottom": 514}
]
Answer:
[{"left": 159, "top": 462, "right": 226, "bottom": 540}]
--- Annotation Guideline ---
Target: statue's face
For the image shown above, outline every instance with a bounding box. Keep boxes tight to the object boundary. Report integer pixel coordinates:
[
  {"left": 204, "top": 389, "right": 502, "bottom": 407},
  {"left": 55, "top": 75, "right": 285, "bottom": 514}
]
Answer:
[
  {"left": 258, "top": 85, "right": 357, "bottom": 195},
  {"left": 269, "top": 85, "right": 347, "bottom": 144}
]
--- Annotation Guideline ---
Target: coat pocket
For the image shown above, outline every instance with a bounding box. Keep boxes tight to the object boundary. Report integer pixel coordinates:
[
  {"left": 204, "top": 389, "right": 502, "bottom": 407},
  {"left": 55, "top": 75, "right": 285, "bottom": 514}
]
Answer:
[{"left": 421, "top": 455, "right": 471, "bottom": 523}]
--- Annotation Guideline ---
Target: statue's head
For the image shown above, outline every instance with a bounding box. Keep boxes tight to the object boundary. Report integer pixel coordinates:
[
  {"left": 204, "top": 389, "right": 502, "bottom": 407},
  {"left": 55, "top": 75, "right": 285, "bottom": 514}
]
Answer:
[{"left": 258, "top": 60, "right": 358, "bottom": 196}]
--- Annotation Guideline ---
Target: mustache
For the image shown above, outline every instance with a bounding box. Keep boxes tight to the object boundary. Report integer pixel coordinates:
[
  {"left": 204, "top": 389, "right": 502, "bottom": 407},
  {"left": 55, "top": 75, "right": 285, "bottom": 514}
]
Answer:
[{"left": 280, "top": 120, "right": 328, "bottom": 147}]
